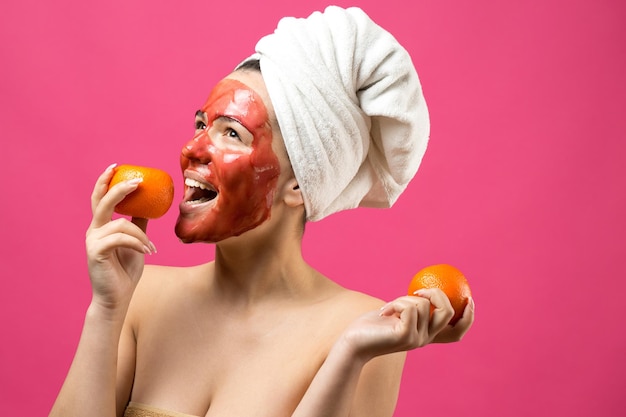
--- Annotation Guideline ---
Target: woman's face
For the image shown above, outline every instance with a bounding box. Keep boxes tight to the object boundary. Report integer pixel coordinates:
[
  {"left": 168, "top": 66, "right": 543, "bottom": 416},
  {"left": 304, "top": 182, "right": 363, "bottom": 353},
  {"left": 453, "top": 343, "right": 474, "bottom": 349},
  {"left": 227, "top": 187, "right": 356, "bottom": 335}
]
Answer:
[{"left": 175, "top": 73, "right": 281, "bottom": 243}]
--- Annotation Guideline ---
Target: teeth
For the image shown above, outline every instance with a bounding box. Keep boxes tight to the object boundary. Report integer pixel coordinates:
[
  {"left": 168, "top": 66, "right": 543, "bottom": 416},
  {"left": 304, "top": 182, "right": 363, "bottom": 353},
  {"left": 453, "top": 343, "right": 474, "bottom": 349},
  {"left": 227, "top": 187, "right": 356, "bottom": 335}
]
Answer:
[
  {"left": 186, "top": 199, "right": 210, "bottom": 205},
  {"left": 184, "top": 177, "right": 217, "bottom": 205},
  {"left": 185, "top": 178, "right": 212, "bottom": 190}
]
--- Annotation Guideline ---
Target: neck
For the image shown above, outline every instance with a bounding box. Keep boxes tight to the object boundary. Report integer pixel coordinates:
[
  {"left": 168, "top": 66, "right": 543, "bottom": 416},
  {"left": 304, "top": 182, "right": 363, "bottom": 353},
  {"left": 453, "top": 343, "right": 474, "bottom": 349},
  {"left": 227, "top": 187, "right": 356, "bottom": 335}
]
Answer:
[{"left": 210, "top": 212, "right": 317, "bottom": 307}]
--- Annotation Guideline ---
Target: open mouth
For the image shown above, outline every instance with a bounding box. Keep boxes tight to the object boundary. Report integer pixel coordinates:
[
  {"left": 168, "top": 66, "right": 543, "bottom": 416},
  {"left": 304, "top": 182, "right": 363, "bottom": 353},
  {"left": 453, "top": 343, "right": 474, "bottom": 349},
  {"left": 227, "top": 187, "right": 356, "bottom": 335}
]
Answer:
[{"left": 184, "top": 178, "right": 218, "bottom": 205}]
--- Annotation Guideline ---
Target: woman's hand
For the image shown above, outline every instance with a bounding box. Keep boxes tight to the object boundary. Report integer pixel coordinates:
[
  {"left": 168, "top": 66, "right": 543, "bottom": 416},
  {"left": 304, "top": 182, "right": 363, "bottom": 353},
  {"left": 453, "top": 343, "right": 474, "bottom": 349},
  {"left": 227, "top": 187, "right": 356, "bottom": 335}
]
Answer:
[
  {"left": 419, "top": 289, "right": 475, "bottom": 344},
  {"left": 339, "top": 289, "right": 475, "bottom": 361},
  {"left": 85, "top": 164, "right": 155, "bottom": 313}
]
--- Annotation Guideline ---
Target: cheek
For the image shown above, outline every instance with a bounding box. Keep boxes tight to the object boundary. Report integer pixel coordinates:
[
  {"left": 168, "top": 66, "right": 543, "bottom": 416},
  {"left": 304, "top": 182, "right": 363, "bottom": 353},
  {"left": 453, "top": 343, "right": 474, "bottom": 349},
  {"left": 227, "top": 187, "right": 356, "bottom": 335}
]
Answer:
[
  {"left": 250, "top": 131, "right": 281, "bottom": 180},
  {"left": 250, "top": 153, "right": 280, "bottom": 187},
  {"left": 218, "top": 147, "right": 279, "bottom": 207},
  {"left": 220, "top": 156, "right": 255, "bottom": 186}
]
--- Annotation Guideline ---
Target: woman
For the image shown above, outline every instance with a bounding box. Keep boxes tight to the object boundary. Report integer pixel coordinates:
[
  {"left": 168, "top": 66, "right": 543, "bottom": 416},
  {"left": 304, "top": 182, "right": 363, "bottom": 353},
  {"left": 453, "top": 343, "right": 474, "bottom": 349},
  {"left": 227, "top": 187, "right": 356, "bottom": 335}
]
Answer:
[{"left": 51, "top": 7, "right": 474, "bottom": 417}]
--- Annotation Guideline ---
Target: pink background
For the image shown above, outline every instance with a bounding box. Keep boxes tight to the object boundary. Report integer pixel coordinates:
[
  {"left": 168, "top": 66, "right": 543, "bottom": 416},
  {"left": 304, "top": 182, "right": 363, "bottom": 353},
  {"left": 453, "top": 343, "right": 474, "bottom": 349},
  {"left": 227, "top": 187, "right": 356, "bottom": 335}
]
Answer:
[{"left": 1, "top": 0, "right": 624, "bottom": 415}]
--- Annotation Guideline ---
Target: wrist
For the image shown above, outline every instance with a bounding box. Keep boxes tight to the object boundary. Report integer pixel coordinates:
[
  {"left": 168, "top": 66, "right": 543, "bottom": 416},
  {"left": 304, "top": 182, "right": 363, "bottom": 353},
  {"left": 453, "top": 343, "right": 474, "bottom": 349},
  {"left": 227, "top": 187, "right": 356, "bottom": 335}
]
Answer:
[
  {"left": 331, "top": 334, "right": 373, "bottom": 368},
  {"left": 87, "top": 298, "right": 130, "bottom": 324}
]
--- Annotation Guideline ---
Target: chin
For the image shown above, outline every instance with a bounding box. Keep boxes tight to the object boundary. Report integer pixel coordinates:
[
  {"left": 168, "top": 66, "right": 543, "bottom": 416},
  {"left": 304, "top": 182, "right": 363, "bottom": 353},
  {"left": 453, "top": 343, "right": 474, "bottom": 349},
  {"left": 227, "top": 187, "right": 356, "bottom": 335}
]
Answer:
[
  {"left": 174, "top": 218, "right": 210, "bottom": 244},
  {"left": 174, "top": 207, "right": 273, "bottom": 244},
  {"left": 173, "top": 220, "right": 255, "bottom": 244}
]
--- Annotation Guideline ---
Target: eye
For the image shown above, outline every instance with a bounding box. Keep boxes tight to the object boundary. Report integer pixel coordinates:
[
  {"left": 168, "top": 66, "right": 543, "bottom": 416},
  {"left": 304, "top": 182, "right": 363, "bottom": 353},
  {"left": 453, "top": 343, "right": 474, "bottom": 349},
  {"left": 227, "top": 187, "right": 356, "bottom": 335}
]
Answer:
[
  {"left": 226, "top": 127, "right": 241, "bottom": 141},
  {"left": 195, "top": 120, "right": 207, "bottom": 130}
]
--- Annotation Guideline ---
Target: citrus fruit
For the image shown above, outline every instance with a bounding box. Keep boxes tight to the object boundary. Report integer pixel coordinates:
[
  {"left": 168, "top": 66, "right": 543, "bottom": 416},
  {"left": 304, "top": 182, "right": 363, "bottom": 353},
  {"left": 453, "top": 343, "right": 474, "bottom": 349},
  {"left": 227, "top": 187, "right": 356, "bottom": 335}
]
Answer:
[
  {"left": 108, "top": 164, "right": 174, "bottom": 219},
  {"left": 407, "top": 264, "right": 472, "bottom": 325}
]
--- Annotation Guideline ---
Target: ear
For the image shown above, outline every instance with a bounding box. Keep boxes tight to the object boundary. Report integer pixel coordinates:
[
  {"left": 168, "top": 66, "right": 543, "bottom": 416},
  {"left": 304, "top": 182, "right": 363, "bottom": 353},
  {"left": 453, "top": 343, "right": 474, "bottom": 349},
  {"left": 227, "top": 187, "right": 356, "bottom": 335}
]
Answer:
[{"left": 283, "top": 178, "right": 304, "bottom": 208}]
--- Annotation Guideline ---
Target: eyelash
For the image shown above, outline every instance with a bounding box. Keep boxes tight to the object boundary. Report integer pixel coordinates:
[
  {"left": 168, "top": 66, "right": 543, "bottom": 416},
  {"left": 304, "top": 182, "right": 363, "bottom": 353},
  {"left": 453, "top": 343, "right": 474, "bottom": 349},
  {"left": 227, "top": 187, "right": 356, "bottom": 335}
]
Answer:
[
  {"left": 195, "top": 121, "right": 242, "bottom": 143},
  {"left": 226, "top": 128, "right": 241, "bottom": 141}
]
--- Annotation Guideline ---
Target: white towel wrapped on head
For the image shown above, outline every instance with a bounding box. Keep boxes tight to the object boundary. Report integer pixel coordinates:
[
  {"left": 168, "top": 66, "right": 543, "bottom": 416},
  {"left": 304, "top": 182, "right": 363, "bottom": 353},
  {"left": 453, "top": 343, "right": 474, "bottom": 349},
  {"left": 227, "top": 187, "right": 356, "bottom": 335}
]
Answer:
[{"left": 241, "top": 6, "right": 429, "bottom": 221}]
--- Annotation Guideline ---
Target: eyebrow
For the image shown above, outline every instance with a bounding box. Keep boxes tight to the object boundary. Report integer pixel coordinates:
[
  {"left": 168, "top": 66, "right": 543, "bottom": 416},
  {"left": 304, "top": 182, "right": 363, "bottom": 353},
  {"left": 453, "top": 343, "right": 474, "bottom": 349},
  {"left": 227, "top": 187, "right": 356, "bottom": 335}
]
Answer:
[
  {"left": 215, "top": 115, "right": 248, "bottom": 131},
  {"left": 195, "top": 112, "right": 245, "bottom": 130}
]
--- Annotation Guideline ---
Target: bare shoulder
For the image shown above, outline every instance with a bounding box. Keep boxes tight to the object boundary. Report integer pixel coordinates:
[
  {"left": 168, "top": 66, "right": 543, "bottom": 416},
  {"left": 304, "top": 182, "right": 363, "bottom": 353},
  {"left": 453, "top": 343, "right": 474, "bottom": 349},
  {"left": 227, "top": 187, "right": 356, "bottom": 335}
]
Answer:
[
  {"left": 315, "top": 281, "right": 387, "bottom": 327},
  {"left": 330, "top": 285, "right": 386, "bottom": 313}
]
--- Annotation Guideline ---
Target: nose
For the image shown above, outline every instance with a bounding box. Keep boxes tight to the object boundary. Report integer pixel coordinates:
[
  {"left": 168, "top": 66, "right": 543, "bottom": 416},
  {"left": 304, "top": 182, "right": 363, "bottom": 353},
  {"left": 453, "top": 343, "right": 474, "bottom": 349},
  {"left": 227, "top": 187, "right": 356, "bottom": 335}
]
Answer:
[{"left": 181, "top": 131, "right": 213, "bottom": 164}]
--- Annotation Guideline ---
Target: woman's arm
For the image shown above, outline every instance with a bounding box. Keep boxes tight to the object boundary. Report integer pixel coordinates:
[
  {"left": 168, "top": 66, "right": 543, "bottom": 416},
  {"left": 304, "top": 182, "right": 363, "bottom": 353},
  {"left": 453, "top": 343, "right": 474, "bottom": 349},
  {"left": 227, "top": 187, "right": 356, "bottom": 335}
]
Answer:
[
  {"left": 293, "top": 291, "right": 474, "bottom": 417},
  {"left": 50, "top": 165, "right": 152, "bottom": 417},
  {"left": 50, "top": 304, "right": 130, "bottom": 416},
  {"left": 292, "top": 337, "right": 405, "bottom": 417}
]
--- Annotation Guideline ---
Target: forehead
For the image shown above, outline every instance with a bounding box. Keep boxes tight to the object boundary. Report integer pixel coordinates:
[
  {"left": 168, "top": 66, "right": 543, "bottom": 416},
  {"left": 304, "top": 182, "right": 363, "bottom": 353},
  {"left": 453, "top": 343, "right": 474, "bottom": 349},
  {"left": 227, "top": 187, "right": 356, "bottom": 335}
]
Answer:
[
  {"left": 225, "top": 72, "right": 289, "bottom": 154},
  {"left": 200, "top": 77, "right": 265, "bottom": 129},
  {"left": 227, "top": 72, "right": 279, "bottom": 125},
  {"left": 224, "top": 71, "right": 272, "bottom": 110}
]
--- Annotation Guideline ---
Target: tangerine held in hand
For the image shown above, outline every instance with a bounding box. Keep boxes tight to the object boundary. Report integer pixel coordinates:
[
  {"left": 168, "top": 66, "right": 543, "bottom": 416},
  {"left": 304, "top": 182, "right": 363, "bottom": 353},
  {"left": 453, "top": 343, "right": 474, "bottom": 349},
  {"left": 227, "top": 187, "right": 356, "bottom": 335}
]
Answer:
[
  {"left": 408, "top": 264, "right": 472, "bottom": 325},
  {"left": 108, "top": 164, "right": 174, "bottom": 219}
]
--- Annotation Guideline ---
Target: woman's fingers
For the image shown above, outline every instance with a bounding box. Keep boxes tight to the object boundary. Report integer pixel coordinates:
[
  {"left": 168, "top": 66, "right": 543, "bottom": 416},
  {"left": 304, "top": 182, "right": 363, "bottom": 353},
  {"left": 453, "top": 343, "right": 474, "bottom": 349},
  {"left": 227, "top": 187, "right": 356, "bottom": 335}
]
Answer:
[
  {"left": 414, "top": 288, "right": 455, "bottom": 335},
  {"left": 413, "top": 297, "right": 430, "bottom": 341},
  {"left": 90, "top": 178, "right": 143, "bottom": 229},
  {"left": 450, "top": 297, "right": 475, "bottom": 337},
  {"left": 367, "top": 291, "right": 475, "bottom": 353},
  {"left": 91, "top": 163, "right": 117, "bottom": 215},
  {"left": 88, "top": 218, "right": 155, "bottom": 256},
  {"left": 88, "top": 165, "right": 153, "bottom": 251},
  {"left": 433, "top": 297, "right": 476, "bottom": 343},
  {"left": 92, "top": 231, "right": 154, "bottom": 257},
  {"left": 380, "top": 296, "right": 434, "bottom": 347}
]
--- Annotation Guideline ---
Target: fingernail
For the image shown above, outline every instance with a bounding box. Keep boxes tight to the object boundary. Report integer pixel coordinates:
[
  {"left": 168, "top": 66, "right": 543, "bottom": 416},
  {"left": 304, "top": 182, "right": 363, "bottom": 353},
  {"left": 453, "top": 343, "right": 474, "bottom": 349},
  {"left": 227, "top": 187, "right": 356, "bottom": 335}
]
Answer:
[
  {"left": 127, "top": 178, "right": 143, "bottom": 186},
  {"left": 149, "top": 241, "right": 157, "bottom": 254},
  {"left": 143, "top": 245, "right": 153, "bottom": 255},
  {"left": 106, "top": 163, "right": 117, "bottom": 172},
  {"left": 469, "top": 297, "right": 475, "bottom": 310},
  {"left": 413, "top": 289, "right": 426, "bottom": 296}
]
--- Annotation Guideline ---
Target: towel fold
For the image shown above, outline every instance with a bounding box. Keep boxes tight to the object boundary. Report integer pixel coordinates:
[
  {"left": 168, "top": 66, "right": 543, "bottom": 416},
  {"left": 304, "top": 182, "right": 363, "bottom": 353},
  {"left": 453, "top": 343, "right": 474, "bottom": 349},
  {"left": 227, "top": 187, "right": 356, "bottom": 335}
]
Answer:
[{"left": 242, "top": 6, "right": 429, "bottom": 221}]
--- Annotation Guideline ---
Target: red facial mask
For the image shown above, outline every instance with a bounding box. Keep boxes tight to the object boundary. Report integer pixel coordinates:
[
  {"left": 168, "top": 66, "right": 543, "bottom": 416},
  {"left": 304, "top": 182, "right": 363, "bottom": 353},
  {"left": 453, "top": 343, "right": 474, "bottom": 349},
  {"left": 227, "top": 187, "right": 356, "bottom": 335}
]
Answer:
[{"left": 175, "top": 78, "right": 281, "bottom": 243}]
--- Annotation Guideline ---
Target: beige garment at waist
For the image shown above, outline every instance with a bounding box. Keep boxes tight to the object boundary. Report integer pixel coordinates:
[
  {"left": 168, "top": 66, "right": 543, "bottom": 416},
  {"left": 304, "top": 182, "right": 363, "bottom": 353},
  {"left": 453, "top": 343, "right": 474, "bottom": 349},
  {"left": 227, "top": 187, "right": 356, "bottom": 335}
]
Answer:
[{"left": 124, "top": 402, "right": 200, "bottom": 417}]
